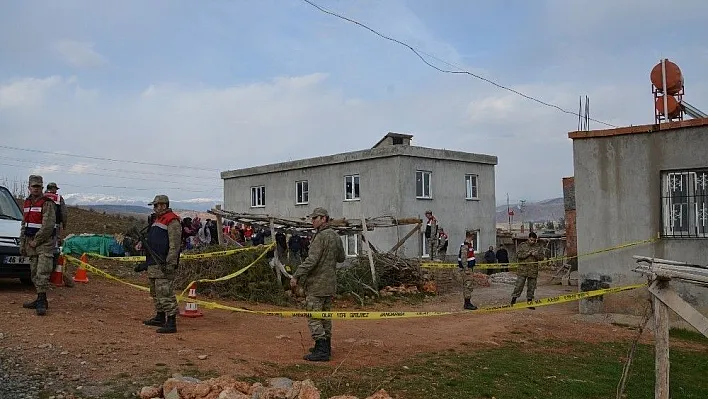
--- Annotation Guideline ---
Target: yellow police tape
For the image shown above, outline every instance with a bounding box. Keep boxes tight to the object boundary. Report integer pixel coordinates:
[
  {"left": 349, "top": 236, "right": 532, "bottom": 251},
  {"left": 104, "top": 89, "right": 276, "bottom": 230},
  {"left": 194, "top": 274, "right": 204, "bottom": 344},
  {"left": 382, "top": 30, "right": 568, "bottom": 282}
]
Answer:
[
  {"left": 178, "top": 243, "right": 274, "bottom": 298},
  {"left": 421, "top": 237, "right": 659, "bottom": 270},
  {"left": 64, "top": 242, "right": 274, "bottom": 298},
  {"left": 62, "top": 253, "right": 646, "bottom": 320},
  {"left": 83, "top": 244, "right": 269, "bottom": 262}
]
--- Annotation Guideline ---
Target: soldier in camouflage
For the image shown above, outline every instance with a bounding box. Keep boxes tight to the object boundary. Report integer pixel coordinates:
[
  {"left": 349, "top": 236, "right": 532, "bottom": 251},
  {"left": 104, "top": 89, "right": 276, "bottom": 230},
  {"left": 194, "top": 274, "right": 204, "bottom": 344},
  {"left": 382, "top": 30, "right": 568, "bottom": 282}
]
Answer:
[
  {"left": 44, "top": 182, "right": 73, "bottom": 287},
  {"left": 424, "top": 210, "right": 440, "bottom": 261},
  {"left": 290, "top": 207, "right": 345, "bottom": 362},
  {"left": 457, "top": 230, "right": 478, "bottom": 310},
  {"left": 20, "top": 175, "right": 57, "bottom": 316},
  {"left": 139, "top": 195, "right": 182, "bottom": 333},
  {"left": 511, "top": 232, "right": 546, "bottom": 309}
]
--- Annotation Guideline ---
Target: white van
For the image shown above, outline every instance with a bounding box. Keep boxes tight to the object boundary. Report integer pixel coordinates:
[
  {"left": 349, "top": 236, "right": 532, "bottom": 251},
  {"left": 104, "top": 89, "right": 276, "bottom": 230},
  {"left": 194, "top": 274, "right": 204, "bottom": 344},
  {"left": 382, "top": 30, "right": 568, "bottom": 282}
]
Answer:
[{"left": 0, "top": 185, "right": 32, "bottom": 284}]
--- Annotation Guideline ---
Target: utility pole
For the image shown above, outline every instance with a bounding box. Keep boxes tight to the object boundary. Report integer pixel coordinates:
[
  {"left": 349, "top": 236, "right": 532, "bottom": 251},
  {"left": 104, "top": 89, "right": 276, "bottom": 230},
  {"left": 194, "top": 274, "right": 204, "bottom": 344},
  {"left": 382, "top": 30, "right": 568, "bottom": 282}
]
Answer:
[
  {"left": 519, "top": 199, "right": 526, "bottom": 233},
  {"left": 507, "top": 193, "right": 512, "bottom": 232}
]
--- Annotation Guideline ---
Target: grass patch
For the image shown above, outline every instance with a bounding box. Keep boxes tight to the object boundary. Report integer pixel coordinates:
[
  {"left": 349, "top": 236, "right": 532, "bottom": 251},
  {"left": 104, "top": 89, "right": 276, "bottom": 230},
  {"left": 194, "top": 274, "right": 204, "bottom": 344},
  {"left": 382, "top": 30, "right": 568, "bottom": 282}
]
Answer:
[
  {"left": 277, "top": 340, "right": 708, "bottom": 398},
  {"left": 670, "top": 327, "right": 708, "bottom": 344}
]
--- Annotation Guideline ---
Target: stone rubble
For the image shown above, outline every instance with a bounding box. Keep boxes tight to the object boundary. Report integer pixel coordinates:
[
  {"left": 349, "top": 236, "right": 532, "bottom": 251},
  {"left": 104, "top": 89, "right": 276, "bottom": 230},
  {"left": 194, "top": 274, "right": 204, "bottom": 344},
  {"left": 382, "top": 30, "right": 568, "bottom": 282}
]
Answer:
[{"left": 138, "top": 375, "right": 393, "bottom": 399}]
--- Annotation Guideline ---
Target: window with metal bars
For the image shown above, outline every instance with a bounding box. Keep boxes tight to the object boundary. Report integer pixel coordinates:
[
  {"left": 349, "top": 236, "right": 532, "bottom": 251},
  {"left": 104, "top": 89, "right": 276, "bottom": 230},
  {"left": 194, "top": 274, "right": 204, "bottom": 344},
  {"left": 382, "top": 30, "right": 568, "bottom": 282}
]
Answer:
[{"left": 661, "top": 169, "right": 708, "bottom": 238}]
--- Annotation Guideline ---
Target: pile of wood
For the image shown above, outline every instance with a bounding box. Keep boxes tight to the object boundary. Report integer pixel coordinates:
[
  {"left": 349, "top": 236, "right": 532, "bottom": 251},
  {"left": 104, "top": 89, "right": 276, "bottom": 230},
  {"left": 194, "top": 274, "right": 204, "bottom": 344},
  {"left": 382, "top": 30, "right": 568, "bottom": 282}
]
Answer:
[
  {"left": 371, "top": 252, "right": 423, "bottom": 288},
  {"left": 336, "top": 253, "right": 424, "bottom": 300}
]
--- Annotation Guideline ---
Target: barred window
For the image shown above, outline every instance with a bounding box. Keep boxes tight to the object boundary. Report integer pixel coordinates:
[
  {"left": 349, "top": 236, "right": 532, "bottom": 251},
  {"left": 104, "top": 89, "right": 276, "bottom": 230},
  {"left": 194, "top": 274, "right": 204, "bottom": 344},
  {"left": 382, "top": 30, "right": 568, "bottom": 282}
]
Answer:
[{"left": 661, "top": 169, "right": 708, "bottom": 238}]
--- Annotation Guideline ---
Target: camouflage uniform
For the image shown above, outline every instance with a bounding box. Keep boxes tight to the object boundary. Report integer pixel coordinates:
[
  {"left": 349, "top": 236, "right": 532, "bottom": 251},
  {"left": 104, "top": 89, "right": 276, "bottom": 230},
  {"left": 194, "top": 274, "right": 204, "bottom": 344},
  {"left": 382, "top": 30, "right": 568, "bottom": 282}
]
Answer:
[
  {"left": 147, "top": 219, "right": 181, "bottom": 316},
  {"left": 511, "top": 240, "right": 546, "bottom": 301},
  {"left": 141, "top": 195, "right": 182, "bottom": 333},
  {"left": 425, "top": 211, "right": 439, "bottom": 260},
  {"left": 292, "top": 207, "right": 345, "bottom": 361},
  {"left": 293, "top": 224, "right": 345, "bottom": 340},
  {"left": 457, "top": 239, "right": 477, "bottom": 310},
  {"left": 20, "top": 175, "right": 56, "bottom": 315},
  {"left": 45, "top": 183, "right": 71, "bottom": 286}
]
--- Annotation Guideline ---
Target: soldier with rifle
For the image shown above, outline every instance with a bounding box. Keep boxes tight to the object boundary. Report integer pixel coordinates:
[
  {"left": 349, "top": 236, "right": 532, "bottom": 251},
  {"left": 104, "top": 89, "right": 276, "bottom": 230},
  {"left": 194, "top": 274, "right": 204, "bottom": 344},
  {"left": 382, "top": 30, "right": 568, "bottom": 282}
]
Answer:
[{"left": 134, "top": 195, "right": 182, "bottom": 333}]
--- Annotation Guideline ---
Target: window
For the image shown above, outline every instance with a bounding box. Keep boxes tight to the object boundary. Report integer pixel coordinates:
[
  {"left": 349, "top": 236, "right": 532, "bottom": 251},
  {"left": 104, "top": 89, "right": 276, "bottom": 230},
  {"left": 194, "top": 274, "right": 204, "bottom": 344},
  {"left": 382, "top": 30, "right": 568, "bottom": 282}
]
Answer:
[
  {"left": 344, "top": 174, "right": 360, "bottom": 200},
  {"left": 662, "top": 169, "right": 708, "bottom": 238},
  {"left": 416, "top": 170, "right": 432, "bottom": 199},
  {"left": 465, "top": 174, "right": 479, "bottom": 199},
  {"left": 392, "top": 136, "right": 404, "bottom": 145},
  {"left": 296, "top": 180, "right": 309, "bottom": 205},
  {"left": 343, "top": 234, "right": 359, "bottom": 256},
  {"left": 251, "top": 186, "right": 265, "bottom": 208}
]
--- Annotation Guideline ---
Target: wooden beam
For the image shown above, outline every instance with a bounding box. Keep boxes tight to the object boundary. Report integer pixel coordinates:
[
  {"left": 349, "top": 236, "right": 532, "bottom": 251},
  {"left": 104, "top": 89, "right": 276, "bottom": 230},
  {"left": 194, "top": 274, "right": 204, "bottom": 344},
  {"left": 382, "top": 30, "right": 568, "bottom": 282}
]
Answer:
[
  {"left": 361, "top": 213, "right": 378, "bottom": 291},
  {"left": 214, "top": 204, "right": 225, "bottom": 246},
  {"left": 389, "top": 223, "right": 422, "bottom": 253},
  {"left": 649, "top": 281, "right": 708, "bottom": 338},
  {"left": 652, "top": 283, "right": 670, "bottom": 399}
]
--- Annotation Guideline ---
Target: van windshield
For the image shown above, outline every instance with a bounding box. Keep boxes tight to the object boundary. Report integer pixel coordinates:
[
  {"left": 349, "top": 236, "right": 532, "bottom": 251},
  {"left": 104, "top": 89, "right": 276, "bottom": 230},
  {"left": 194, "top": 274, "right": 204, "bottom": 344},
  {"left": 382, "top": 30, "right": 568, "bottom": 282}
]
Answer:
[{"left": 0, "top": 188, "right": 23, "bottom": 221}]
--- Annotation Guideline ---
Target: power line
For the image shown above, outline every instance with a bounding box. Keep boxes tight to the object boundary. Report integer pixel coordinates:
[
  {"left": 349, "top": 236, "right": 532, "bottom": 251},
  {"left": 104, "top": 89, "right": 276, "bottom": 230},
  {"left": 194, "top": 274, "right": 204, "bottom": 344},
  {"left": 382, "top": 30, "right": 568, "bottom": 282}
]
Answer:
[
  {"left": 301, "top": 0, "right": 618, "bottom": 129},
  {"left": 0, "top": 145, "right": 221, "bottom": 172},
  {"left": 0, "top": 162, "right": 221, "bottom": 193},
  {"left": 0, "top": 155, "right": 220, "bottom": 181}
]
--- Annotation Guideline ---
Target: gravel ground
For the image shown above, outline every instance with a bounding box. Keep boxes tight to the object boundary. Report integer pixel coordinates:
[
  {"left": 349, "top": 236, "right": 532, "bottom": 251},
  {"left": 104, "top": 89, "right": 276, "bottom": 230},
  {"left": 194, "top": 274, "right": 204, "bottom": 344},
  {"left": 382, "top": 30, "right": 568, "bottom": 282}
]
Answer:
[{"left": 0, "top": 342, "right": 75, "bottom": 399}]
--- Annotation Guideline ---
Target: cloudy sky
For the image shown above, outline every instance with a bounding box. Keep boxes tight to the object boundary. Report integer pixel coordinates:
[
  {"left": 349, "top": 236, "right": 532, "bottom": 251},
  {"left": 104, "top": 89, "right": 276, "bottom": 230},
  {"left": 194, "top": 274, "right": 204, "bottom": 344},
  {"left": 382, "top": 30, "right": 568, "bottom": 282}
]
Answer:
[{"left": 2, "top": 0, "right": 707, "bottom": 207}]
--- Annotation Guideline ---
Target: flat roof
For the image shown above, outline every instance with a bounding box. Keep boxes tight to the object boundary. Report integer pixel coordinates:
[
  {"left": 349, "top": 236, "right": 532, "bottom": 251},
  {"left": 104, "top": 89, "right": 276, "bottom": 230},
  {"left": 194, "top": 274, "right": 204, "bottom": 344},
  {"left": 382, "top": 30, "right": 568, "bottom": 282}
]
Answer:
[
  {"left": 568, "top": 117, "right": 708, "bottom": 140},
  {"left": 221, "top": 145, "right": 497, "bottom": 179}
]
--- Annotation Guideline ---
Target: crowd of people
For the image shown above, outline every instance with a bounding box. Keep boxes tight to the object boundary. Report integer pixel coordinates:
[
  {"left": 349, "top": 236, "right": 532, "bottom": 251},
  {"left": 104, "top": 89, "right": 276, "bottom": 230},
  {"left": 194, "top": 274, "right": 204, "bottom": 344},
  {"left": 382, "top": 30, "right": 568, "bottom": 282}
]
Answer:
[{"left": 18, "top": 174, "right": 548, "bottom": 363}]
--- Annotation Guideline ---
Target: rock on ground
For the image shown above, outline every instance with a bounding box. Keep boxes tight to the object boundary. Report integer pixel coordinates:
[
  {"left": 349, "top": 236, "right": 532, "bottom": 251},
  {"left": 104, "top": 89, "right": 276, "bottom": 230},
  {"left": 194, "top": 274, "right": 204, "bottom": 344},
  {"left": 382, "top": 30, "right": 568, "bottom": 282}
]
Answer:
[{"left": 138, "top": 375, "right": 393, "bottom": 399}]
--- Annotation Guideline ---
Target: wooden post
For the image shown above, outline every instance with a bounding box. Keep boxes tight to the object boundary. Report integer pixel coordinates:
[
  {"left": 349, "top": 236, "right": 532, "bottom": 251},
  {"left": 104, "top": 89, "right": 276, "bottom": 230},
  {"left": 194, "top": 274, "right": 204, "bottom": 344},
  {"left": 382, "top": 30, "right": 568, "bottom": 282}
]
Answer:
[
  {"left": 389, "top": 223, "right": 422, "bottom": 253},
  {"left": 269, "top": 218, "right": 283, "bottom": 284},
  {"left": 360, "top": 214, "right": 377, "bottom": 290},
  {"left": 214, "top": 205, "right": 225, "bottom": 246},
  {"left": 653, "top": 280, "right": 670, "bottom": 399}
]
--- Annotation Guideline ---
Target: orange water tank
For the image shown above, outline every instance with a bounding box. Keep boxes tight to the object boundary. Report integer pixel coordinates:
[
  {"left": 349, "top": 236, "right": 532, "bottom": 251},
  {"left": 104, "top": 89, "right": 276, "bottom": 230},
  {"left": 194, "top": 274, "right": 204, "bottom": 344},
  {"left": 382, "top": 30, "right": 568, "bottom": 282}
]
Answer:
[
  {"left": 650, "top": 59, "right": 683, "bottom": 95},
  {"left": 655, "top": 95, "right": 681, "bottom": 119}
]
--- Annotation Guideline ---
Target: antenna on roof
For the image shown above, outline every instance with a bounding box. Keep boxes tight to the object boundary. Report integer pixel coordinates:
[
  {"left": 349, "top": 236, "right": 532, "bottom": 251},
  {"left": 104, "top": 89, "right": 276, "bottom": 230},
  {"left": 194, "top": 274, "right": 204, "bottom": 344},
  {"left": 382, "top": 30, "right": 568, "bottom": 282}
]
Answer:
[{"left": 578, "top": 95, "right": 590, "bottom": 131}]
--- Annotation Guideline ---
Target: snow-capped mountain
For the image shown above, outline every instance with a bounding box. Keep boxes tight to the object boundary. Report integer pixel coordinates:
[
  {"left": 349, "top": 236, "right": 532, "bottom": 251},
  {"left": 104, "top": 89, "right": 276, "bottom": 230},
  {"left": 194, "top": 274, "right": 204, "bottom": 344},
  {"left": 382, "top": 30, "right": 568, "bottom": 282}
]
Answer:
[{"left": 63, "top": 193, "right": 220, "bottom": 212}]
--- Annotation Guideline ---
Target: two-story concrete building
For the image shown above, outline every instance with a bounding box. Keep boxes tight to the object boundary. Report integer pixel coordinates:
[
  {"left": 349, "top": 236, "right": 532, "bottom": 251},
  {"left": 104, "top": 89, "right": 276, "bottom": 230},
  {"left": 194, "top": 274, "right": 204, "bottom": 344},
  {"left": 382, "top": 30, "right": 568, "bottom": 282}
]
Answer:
[
  {"left": 221, "top": 133, "right": 498, "bottom": 259},
  {"left": 569, "top": 118, "right": 708, "bottom": 315}
]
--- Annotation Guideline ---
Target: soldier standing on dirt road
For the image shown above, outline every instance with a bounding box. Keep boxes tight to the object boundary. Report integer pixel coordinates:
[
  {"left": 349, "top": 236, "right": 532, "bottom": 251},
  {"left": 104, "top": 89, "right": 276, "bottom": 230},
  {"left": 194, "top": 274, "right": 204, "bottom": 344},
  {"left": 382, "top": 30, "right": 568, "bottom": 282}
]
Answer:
[
  {"left": 20, "top": 175, "right": 56, "bottom": 316},
  {"left": 510, "top": 232, "right": 546, "bottom": 309},
  {"left": 457, "top": 230, "right": 478, "bottom": 310},
  {"left": 290, "top": 207, "right": 345, "bottom": 362},
  {"left": 139, "top": 195, "right": 182, "bottom": 333}
]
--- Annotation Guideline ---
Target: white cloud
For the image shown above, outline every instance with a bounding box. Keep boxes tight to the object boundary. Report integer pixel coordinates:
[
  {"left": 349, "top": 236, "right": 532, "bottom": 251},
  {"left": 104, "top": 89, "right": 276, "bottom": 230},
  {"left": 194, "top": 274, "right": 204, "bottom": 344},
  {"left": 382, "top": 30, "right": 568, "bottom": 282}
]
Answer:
[
  {"left": 30, "top": 164, "right": 60, "bottom": 174},
  {"left": 0, "top": 76, "right": 64, "bottom": 108},
  {"left": 1, "top": 71, "right": 678, "bottom": 203},
  {"left": 52, "top": 39, "right": 106, "bottom": 68},
  {"left": 68, "top": 163, "right": 92, "bottom": 173}
]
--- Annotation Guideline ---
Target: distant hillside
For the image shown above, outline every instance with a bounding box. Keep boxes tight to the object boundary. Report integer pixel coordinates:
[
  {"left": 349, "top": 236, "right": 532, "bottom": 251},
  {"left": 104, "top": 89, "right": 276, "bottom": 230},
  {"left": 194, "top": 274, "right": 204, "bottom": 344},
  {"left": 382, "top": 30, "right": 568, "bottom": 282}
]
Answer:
[
  {"left": 496, "top": 197, "right": 564, "bottom": 223},
  {"left": 78, "top": 204, "right": 152, "bottom": 216},
  {"left": 64, "top": 206, "right": 147, "bottom": 236}
]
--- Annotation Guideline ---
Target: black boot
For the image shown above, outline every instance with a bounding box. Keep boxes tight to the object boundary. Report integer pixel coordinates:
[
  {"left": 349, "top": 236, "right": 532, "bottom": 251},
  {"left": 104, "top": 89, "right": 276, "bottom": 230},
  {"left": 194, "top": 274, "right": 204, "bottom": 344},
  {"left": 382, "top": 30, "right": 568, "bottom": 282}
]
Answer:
[
  {"left": 309, "top": 337, "right": 331, "bottom": 355},
  {"left": 528, "top": 298, "right": 535, "bottom": 310},
  {"left": 464, "top": 298, "right": 477, "bottom": 310},
  {"left": 304, "top": 339, "right": 329, "bottom": 362},
  {"left": 143, "top": 312, "right": 166, "bottom": 327},
  {"left": 156, "top": 315, "right": 177, "bottom": 334},
  {"left": 510, "top": 297, "right": 517, "bottom": 305},
  {"left": 23, "top": 294, "right": 40, "bottom": 309},
  {"left": 35, "top": 293, "right": 48, "bottom": 316}
]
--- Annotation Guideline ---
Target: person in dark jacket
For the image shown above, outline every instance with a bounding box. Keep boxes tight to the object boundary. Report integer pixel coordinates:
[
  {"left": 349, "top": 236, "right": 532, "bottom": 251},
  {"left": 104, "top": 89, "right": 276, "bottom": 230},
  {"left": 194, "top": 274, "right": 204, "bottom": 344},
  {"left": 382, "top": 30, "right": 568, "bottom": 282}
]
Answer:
[
  {"left": 496, "top": 245, "right": 510, "bottom": 272},
  {"left": 484, "top": 246, "right": 497, "bottom": 275}
]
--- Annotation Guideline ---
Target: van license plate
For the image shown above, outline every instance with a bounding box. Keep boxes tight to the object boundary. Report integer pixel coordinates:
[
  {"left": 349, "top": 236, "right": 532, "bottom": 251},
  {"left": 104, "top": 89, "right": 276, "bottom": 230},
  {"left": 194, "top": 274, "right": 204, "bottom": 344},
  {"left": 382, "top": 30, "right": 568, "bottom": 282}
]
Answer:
[{"left": 3, "top": 256, "right": 30, "bottom": 265}]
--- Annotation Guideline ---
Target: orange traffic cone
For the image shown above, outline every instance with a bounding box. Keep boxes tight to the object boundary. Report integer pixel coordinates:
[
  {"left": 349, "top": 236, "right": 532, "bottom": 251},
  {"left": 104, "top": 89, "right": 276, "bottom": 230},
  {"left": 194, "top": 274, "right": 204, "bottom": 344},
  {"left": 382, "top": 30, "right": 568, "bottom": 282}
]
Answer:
[
  {"left": 49, "top": 254, "right": 65, "bottom": 287},
  {"left": 179, "top": 283, "right": 203, "bottom": 318},
  {"left": 73, "top": 253, "right": 89, "bottom": 283}
]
